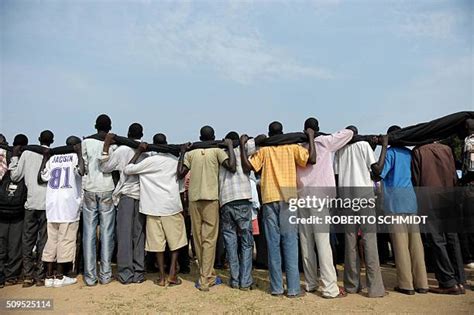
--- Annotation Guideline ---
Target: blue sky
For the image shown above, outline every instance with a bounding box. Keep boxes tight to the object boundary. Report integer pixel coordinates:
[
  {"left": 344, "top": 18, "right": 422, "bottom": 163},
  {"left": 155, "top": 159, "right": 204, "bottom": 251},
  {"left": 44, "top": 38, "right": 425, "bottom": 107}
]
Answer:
[{"left": 1, "top": 0, "right": 473, "bottom": 144}]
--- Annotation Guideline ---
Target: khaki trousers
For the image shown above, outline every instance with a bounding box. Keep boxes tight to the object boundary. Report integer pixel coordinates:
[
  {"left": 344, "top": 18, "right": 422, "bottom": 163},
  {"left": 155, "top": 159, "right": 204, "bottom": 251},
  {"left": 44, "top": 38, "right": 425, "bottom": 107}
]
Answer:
[
  {"left": 189, "top": 200, "right": 219, "bottom": 289},
  {"left": 390, "top": 222, "right": 428, "bottom": 290}
]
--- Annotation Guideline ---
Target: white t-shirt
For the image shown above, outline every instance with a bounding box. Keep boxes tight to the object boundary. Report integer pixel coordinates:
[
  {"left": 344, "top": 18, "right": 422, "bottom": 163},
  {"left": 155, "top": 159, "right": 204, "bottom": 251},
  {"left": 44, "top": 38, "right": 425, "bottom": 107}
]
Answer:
[
  {"left": 335, "top": 141, "right": 376, "bottom": 187},
  {"left": 124, "top": 153, "right": 182, "bottom": 216},
  {"left": 99, "top": 144, "right": 145, "bottom": 205},
  {"left": 41, "top": 153, "right": 82, "bottom": 222}
]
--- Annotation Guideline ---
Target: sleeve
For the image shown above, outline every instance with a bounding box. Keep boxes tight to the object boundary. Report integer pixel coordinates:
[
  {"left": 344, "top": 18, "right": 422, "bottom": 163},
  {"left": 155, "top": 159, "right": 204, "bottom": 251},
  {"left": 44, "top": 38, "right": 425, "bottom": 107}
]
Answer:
[
  {"left": 217, "top": 149, "right": 229, "bottom": 165},
  {"left": 73, "top": 153, "right": 82, "bottom": 177},
  {"left": 249, "top": 149, "right": 264, "bottom": 172},
  {"left": 293, "top": 145, "right": 309, "bottom": 167},
  {"left": 41, "top": 159, "right": 52, "bottom": 182},
  {"left": 123, "top": 157, "right": 156, "bottom": 175},
  {"left": 0, "top": 150, "right": 7, "bottom": 181},
  {"left": 99, "top": 148, "right": 121, "bottom": 173},
  {"left": 379, "top": 149, "right": 394, "bottom": 179},
  {"left": 245, "top": 138, "right": 257, "bottom": 156},
  {"left": 82, "top": 141, "right": 89, "bottom": 175},
  {"left": 9, "top": 155, "right": 25, "bottom": 182},
  {"left": 183, "top": 152, "right": 191, "bottom": 169},
  {"left": 365, "top": 143, "right": 377, "bottom": 169},
  {"left": 411, "top": 148, "right": 421, "bottom": 186},
  {"left": 321, "top": 129, "right": 354, "bottom": 152}
]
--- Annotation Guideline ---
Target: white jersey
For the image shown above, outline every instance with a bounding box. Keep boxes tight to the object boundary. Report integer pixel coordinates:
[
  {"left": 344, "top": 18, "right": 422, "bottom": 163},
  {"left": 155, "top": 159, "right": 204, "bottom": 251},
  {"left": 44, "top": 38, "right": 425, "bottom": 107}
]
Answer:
[{"left": 41, "top": 153, "right": 82, "bottom": 223}]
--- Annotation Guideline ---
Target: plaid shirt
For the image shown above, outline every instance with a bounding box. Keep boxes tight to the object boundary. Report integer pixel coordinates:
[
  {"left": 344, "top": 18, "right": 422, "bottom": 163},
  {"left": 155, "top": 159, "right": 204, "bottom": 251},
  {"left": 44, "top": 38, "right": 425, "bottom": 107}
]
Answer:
[
  {"left": 250, "top": 144, "right": 309, "bottom": 204},
  {"left": 219, "top": 139, "right": 256, "bottom": 206}
]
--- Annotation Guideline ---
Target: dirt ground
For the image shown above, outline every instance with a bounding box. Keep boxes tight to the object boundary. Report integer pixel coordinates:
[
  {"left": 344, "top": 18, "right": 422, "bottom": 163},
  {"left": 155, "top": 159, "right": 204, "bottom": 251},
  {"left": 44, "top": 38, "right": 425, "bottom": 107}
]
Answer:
[{"left": 1, "top": 264, "right": 473, "bottom": 314}]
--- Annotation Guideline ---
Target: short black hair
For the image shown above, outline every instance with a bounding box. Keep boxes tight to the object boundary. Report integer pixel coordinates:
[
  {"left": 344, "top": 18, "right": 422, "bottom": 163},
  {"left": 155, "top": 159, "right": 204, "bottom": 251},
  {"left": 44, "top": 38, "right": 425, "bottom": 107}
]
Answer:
[
  {"left": 387, "top": 125, "right": 401, "bottom": 134},
  {"left": 200, "top": 125, "right": 215, "bottom": 141},
  {"left": 95, "top": 114, "right": 112, "bottom": 132},
  {"left": 304, "top": 117, "right": 319, "bottom": 132},
  {"left": 153, "top": 133, "right": 167, "bottom": 145},
  {"left": 39, "top": 130, "right": 54, "bottom": 146},
  {"left": 66, "top": 136, "right": 81, "bottom": 146},
  {"left": 225, "top": 131, "right": 239, "bottom": 141},
  {"left": 13, "top": 134, "right": 28, "bottom": 146},
  {"left": 0, "top": 134, "right": 6, "bottom": 145},
  {"left": 346, "top": 125, "right": 358, "bottom": 136},
  {"left": 128, "top": 123, "right": 143, "bottom": 140},
  {"left": 268, "top": 121, "right": 283, "bottom": 137}
]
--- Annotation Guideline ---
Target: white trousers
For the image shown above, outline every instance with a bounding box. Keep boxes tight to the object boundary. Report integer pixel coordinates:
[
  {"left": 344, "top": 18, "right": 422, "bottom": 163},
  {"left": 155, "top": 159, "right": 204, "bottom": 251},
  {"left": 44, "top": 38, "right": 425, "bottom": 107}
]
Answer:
[{"left": 298, "top": 208, "right": 339, "bottom": 297}]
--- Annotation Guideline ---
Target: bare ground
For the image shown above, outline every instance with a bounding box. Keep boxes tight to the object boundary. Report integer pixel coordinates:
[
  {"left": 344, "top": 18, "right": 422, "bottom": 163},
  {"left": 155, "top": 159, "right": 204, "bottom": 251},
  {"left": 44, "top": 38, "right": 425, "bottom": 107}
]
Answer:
[{"left": 1, "top": 264, "right": 473, "bottom": 314}]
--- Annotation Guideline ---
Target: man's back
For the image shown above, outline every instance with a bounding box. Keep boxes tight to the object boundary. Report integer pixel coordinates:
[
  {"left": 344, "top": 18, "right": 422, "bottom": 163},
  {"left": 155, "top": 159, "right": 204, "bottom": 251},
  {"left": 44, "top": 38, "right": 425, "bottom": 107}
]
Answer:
[
  {"left": 82, "top": 138, "right": 114, "bottom": 192},
  {"left": 184, "top": 148, "right": 228, "bottom": 202},
  {"left": 297, "top": 129, "right": 353, "bottom": 188},
  {"left": 412, "top": 143, "right": 457, "bottom": 187},
  {"left": 43, "top": 153, "right": 82, "bottom": 222},
  {"left": 9, "top": 150, "right": 46, "bottom": 210},
  {"left": 125, "top": 153, "right": 181, "bottom": 216},
  {"left": 250, "top": 144, "right": 308, "bottom": 204},
  {"left": 381, "top": 147, "right": 417, "bottom": 214},
  {"left": 335, "top": 141, "right": 376, "bottom": 187},
  {"left": 219, "top": 140, "right": 256, "bottom": 206},
  {"left": 100, "top": 145, "right": 141, "bottom": 204}
]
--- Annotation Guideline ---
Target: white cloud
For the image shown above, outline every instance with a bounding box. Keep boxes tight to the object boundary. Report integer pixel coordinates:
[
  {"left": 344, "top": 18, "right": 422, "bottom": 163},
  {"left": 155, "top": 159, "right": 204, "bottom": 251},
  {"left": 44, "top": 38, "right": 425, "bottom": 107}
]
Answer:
[
  {"left": 390, "top": 1, "right": 468, "bottom": 41},
  {"left": 132, "top": 2, "right": 334, "bottom": 83},
  {"left": 397, "top": 11, "right": 457, "bottom": 40}
]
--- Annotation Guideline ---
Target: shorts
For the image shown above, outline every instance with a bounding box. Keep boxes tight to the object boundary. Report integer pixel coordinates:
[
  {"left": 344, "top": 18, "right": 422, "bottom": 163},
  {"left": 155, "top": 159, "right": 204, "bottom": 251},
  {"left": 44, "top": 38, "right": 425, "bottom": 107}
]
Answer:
[
  {"left": 145, "top": 212, "right": 187, "bottom": 252},
  {"left": 42, "top": 221, "right": 79, "bottom": 263}
]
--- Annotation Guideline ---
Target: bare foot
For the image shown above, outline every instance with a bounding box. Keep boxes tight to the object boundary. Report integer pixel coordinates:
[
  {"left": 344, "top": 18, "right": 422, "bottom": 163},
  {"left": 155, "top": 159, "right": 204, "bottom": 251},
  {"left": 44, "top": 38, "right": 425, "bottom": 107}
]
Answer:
[{"left": 154, "top": 277, "right": 166, "bottom": 287}]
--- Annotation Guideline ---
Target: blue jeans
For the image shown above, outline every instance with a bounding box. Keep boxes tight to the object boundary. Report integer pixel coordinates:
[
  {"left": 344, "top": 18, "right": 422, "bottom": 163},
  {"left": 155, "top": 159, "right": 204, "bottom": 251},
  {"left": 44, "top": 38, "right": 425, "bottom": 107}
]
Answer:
[
  {"left": 82, "top": 191, "right": 116, "bottom": 285},
  {"left": 221, "top": 200, "right": 253, "bottom": 288},
  {"left": 263, "top": 201, "right": 300, "bottom": 295}
]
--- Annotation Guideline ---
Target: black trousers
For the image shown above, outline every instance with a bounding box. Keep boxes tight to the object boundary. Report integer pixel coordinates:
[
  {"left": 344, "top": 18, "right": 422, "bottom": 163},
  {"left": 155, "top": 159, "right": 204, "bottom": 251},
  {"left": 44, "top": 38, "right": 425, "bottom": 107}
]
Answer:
[
  {"left": 254, "top": 209, "right": 268, "bottom": 269},
  {"left": 214, "top": 217, "right": 226, "bottom": 268},
  {"left": 177, "top": 214, "right": 192, "bottom": 271},
  {"left": 0, "top": 218, "right": 24, "bottom": 283},
  {"left": 427, "top": 232, "right": 465, "bottom": 288},
  {"left": 22, "top": 210, "right": 47, "bottom": 280}
]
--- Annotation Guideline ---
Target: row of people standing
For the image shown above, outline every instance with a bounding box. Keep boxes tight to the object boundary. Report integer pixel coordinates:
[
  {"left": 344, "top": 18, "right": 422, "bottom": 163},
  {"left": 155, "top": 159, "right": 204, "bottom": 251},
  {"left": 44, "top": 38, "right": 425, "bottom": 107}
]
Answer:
[{"left": 0, "top": 115, "right": 472, "bottom": 298}]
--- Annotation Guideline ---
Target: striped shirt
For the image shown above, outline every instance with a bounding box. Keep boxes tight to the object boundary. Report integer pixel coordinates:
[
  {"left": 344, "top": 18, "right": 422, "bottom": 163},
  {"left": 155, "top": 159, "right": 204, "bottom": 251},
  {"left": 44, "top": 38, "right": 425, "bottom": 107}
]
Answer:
[{"left": 219, "top": 139, "right": 256, "bottom": 206}]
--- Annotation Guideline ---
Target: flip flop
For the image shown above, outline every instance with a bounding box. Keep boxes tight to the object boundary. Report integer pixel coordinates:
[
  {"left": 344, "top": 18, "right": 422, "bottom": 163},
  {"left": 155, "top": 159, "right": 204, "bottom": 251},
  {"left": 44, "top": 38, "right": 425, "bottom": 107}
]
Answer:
[
  {"left": 154, "top": 278, "right": 166, "bottom": 287},
  {"left": 322, "top": 287, "right": 348, "bottom": 299},
  {"left": 167, "top": 278, "right": 182, "bottom": 287}
]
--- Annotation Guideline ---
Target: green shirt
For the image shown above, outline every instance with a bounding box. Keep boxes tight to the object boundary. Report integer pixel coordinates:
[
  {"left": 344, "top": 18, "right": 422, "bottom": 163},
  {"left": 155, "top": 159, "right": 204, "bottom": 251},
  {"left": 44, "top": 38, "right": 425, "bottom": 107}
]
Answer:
[{"left": 184, "top": 148, "right": 229, "bottom": 202}]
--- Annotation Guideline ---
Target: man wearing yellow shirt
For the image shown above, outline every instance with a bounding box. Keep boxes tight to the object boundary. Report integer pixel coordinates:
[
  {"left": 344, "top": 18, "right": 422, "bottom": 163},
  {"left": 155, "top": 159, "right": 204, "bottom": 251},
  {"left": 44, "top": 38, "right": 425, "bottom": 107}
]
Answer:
[
  {"left": 177, "top": 126, "right": 236, "bottom": 291},
  {"left": 240, "top": 121, "right": 316, "bottom": 298}
]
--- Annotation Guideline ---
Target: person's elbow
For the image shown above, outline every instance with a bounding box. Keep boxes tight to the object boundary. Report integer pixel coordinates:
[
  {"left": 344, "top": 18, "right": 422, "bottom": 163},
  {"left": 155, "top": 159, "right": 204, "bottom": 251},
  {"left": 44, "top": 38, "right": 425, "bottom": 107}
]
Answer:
[
  {"left": 177, "top": 167, "right": 187, "bottom": 179},
  {"left": 241, "top": 163, "right": 252, "bottom": 174}
]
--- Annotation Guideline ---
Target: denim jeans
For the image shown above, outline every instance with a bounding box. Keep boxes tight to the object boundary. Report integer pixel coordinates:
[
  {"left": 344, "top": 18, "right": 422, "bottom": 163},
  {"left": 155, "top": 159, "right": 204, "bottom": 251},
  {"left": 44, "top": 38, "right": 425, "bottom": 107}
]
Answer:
[
  {"left": 82, "top": 191, "right": 115, "bottom": 285},
  {"left": 263, "top": 201, "right": 300, "bottom": 295},
  {"left": 221, "top": 200, "right": 253, "bottom": 288}
]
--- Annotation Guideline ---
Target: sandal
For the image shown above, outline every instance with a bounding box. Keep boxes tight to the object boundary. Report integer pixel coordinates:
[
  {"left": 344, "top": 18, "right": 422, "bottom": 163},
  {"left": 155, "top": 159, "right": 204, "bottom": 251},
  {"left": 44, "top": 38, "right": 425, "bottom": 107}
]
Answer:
[
  {"left": 22, "top": 279, "right": 35, "bottom": 288},
  {"left": 167, "top": 278, "right": 182, "bottom": 287},
  {"left": 323, "top": 287, "right": 348, "bottom": 299}
]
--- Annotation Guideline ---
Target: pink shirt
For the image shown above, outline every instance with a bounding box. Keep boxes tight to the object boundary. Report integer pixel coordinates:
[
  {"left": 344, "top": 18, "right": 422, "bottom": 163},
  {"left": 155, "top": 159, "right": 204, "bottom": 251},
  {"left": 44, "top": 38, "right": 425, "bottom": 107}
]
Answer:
[{"left": 297, "top": 129, "right": 353, "bottom": 197}]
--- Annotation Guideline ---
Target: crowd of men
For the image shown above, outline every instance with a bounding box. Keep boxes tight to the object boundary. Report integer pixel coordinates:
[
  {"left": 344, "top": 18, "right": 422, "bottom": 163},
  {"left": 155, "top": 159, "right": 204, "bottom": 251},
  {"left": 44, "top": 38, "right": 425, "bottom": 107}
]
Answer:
[{"left": 0, "top": 114, "right": 472, "bottom": 299}]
